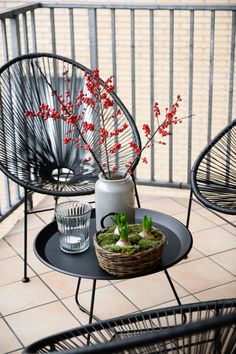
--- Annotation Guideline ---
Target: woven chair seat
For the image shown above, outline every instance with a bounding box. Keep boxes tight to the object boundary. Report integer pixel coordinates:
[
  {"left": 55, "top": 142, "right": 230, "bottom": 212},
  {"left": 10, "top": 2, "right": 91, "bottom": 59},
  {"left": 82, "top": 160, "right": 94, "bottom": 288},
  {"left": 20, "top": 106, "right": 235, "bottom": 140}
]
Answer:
[{"left": 23, "top": 299, "right": 236, "bottom": 353}]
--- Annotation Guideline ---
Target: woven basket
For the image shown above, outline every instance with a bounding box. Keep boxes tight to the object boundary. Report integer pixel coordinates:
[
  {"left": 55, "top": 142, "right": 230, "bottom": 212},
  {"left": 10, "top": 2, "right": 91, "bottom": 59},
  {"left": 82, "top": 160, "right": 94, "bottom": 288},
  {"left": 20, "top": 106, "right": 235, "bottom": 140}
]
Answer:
[{"left": 93, "top": 229, "right": 167, "bottom": 277}]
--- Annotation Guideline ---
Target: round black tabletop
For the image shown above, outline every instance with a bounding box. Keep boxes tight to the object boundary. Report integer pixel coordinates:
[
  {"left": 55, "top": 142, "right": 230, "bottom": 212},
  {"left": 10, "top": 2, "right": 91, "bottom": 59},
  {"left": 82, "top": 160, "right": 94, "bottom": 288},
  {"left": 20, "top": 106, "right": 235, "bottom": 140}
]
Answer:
[{"left": 34, "top": 208, "right": 193, "bottom": 280}]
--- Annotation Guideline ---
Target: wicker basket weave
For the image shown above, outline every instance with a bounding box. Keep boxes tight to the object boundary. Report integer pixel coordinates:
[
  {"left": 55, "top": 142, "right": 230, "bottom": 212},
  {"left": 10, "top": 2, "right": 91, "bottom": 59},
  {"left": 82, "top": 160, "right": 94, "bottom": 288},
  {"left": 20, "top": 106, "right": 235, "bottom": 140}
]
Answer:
[{"left": 93, "top": 229, "right": 167, "bottom": 277}]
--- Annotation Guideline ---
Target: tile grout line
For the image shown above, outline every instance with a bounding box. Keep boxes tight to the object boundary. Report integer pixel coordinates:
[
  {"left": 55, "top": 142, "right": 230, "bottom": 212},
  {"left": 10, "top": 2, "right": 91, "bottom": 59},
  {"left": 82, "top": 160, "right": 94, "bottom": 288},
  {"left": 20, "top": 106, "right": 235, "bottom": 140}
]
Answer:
[
  {"left": 32, "top": 272, "right": 84, "bottom": 326},
  {"left": 1, "top": 273, "right": 83, "bottom": 326},
  {"left": 189, "top": 243, "right": 236, "bottom": 278},
  {"left": 206, "top": 252, "right": 236, "bottom": 278},
  {"left": 139, "top": 293, "right": 201, "bottom": 312},
  {"left": 171, "top": 196, "right": 235, "bottom": 232},
  {"left": 173, "top": 245, "right": 236, "bottom": 276},
  {"left": 109, "top": 281, "right": 141, "bottom": 312},
  {"left": 192, "top": 280, "right": 236, "bottom": 300},
  {"left": 1, "top": 315, "right": 24, "bottom": 349}
]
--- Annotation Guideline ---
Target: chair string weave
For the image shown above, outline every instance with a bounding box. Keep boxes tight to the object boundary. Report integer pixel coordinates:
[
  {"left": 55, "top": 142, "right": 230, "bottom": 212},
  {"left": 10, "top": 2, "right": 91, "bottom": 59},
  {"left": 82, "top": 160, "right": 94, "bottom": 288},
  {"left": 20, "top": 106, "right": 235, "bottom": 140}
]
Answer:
[
  {"left": 0, "top": 53, "right": 141, "bottom": 196},
  {"left": 192, "top": 119, "right": 236, "bottom": 214}
]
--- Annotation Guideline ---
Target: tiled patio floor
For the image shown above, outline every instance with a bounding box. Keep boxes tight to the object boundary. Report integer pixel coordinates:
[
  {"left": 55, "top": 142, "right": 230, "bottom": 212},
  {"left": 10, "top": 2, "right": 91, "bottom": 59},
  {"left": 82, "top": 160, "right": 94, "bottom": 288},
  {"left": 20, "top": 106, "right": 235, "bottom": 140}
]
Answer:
[{"left": 0, "top": 186, "right": 235, "bottom": 353}]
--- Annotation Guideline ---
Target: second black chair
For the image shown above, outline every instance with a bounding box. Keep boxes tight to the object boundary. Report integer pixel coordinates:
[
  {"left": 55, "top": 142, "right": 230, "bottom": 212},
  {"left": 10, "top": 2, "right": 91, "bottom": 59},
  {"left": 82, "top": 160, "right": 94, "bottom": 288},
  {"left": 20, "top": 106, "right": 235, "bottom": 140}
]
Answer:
[{"left": 186, "top": 119, "right": 236, "bottom": 229}]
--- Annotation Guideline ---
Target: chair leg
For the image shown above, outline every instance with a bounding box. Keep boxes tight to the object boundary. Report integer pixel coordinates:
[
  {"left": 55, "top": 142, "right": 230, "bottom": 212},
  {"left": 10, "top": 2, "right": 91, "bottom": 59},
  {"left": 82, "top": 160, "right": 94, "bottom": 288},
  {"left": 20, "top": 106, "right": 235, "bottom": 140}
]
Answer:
[
  {"left": 186, "top": 189, "right": 193, "bottom": 229},
  {"left": 22, "top": 188, "right": 30, "bottom": 283}
]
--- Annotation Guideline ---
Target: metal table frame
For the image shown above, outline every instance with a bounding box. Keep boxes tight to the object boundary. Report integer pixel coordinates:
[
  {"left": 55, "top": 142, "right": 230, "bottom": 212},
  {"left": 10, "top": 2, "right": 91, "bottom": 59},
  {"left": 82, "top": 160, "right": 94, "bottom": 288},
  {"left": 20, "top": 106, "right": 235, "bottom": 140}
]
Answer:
[{"left": 34, "top": 208, "right": 193, "bottom": 323}]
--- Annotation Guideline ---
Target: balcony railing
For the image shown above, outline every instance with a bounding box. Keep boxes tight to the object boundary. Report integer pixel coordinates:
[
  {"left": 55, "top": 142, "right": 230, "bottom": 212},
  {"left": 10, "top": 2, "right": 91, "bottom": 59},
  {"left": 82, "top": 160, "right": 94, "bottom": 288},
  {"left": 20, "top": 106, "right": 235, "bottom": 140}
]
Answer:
[{"left": 0, "top": 2, "right": 235, "bottom": 221}]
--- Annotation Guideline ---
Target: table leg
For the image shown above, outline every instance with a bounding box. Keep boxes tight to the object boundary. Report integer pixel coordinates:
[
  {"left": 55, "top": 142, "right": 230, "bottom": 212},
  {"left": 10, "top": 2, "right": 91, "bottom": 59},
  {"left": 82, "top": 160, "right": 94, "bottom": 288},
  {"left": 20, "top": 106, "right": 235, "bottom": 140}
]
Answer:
[
  {"left": 75, "top": 278, "right": 100, "bottom": 323},
  {"left": 164, "top": 269, "right": 182, "bottom": 306},
  {"left": 164, "top": 269, "right": 187, "bottom": 323}
]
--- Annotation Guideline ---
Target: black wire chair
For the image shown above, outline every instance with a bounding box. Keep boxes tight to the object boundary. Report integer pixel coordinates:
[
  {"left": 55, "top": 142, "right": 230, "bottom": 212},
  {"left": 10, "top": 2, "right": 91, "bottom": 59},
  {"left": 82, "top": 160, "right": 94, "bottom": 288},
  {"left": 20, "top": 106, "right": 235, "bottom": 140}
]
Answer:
[
  {"left": 186, "top": 119, "right": 236, "bottom": 229},
  {"left": 23, "top": 299, "right": 236, "bottom": 354},
  {"left": 0, "top": 53, "right": 141, "bottom": 282}
]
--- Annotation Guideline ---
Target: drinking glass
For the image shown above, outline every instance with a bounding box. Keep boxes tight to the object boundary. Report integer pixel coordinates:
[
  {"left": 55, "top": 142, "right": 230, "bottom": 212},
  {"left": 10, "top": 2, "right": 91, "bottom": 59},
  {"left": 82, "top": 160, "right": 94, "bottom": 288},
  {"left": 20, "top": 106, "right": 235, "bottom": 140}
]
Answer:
[{"left": 55, "top": 201, "right": 92, "bottom": 254}]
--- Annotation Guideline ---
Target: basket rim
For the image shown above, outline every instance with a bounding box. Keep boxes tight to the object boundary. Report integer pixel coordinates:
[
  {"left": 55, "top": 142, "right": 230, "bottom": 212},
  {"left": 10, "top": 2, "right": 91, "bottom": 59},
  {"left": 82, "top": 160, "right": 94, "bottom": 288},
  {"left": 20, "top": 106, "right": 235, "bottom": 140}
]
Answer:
[{"left": 93, "top": 227, "right": 167, "bottom": 257}]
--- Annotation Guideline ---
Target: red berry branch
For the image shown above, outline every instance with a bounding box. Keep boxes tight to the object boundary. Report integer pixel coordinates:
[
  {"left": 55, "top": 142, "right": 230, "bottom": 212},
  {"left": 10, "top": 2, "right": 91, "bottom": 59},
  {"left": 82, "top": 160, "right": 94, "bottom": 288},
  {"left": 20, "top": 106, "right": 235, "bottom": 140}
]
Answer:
[{"left": 25, "top": 64, "right": 192, "bottom": 180}]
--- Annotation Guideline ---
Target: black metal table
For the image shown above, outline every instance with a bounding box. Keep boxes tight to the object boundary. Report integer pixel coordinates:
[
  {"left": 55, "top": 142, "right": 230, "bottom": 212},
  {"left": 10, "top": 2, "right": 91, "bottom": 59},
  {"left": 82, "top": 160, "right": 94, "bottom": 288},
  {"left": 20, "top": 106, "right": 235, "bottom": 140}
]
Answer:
[{"left": 34, "top": 208, "right": 192, "bottom": 323}]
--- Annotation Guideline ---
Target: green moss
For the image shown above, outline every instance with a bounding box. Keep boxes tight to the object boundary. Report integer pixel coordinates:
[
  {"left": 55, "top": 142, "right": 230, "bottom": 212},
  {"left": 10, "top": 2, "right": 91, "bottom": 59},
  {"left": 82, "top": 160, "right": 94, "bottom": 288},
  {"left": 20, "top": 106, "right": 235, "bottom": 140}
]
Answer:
[
  {"left": 148, "top": 228, "right": 164, "bottom": 240},
  {"left": 103, "top": 244, "right": 139, "bottom": 254},
  {"left": 97, "top": 233, "right": 119, "bottom": 247},
  {"left": 99, "top": 226, "right": 116, "bottom": 234},
  {"left": 138, "top": 239, "right": 160, "bottom": 250},
  {"left": 128, "top": 234, "right": 141, "bottom": 244},
  {"left": 97, "top": 223, "right": 165, "bottom": 254},
  {"left": 128, "top": 224, "right": 141, "bottom": 233}
]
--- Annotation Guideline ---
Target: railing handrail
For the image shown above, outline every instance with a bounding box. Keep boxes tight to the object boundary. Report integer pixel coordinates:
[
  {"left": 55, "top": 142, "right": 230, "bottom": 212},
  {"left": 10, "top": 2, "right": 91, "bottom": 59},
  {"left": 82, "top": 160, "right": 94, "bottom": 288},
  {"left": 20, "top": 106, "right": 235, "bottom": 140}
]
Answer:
[
  {"left": 0, "top": 2, "right": 236, "bottom": 19},
  {"left": 0, "top": 2, "right": 41, "bottom": 18},
  {"left": 40, "top": 3, "right": 236, "bottom": 10}
]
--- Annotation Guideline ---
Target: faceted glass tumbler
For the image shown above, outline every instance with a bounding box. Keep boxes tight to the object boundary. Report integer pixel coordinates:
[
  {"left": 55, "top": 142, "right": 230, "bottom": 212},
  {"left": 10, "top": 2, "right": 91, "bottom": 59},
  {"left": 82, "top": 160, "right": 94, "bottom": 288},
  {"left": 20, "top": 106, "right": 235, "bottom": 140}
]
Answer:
[{"left": 55, "top": 201, "right": 92, "bottom": 254}]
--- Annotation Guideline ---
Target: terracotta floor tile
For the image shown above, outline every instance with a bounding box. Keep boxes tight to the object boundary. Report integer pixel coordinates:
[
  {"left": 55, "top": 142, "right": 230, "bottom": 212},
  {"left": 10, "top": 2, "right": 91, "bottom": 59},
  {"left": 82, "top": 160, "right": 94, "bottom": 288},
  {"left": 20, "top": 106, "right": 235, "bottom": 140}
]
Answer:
[
  {"left": 0, "top": 277, "right": 57, "bottom": 315},
  {"left": 223, "top": 214, "right": 236, "bottom": 223},
  {"left": 115, "top": 272, "right": 189, "bottom": 310},
  {"left": 169, "top": 258, "right": 235, "bottom": 294},
  {"left": 33, "top": 195, "right": 56, "bottom": 210},
  {"left": 40, "top": 271, "right": 82, "bottom": 299},
  {"left": 174, "top": 198, "right": 201, "bottom": 211},
  {"left": 27, "top": 251, "right": 52, "bottom": 275},
  {"left": 210, "top": 249, "right": 236, "bottom": 275},
  {"left": 196, "top": 281, "right": 236, "bottom": 301},
  {"left": 85, "top": 284, "right": 138, "bottom": 318},
  {"left": 0, "top": 256, "right": 35, "bottom": 286},
  {"left": 138, "top": 198, "right": 159, "bottom": 211},
  {"left": 193, "top": 226, "right": 236, "bottom": 255},
  {"left": 173, "top": 211, "right": 189, "bottom": 225},
  {"left": 40, "top": 271, "right": 109, "bottom": 300},
  {"left": 62, "top": 296, "right": 90, "bottom": 325},
  {"left": 222, "top": 223, "right": 236, "bottom": 235},
  {"left": 6, "top": 301, "right": 79, "bottom": 346},
  {"left": 68, "top": 195, "right": 94, "bottom": 203},
  {"left": 178, "top": 247, "right": 203, "bottom": 265},
  {"left": 4, "top": 226, "right": 44, "bottom": 255},
  {"left": 0, "top": 318, "right": 22, "bottom": 353},
  {"left": 6, "top": 214, "right": 45, "bottom": 236},
  {"left": 196, "top": 208, "right": 228, "bottom": 226},
  {"left": 139, "top": 193, "right": 160, "bottom": 203},
  {"left": 150, "top": 295, "right": 199, "bottom": 310},
  {"left": 137, "top": 186, "right": 190, "bottom": 199},
  {"left": 175, "top": 210, "right": 218, "bottom": 233},
  {"left": 187, "top": 211, "right": 217, "bottom": 233},
  {"left": 64, "top": 284, "right": 138, "bottom": 324},
  {"left": 0, "top": 238, "right": 16, "bottom": 259},
  {"left": 140, "top": 197, "right": 187, "bottom": 215},
  {"left": 36, "top": 210, "right": 54, "bottom": 225}
]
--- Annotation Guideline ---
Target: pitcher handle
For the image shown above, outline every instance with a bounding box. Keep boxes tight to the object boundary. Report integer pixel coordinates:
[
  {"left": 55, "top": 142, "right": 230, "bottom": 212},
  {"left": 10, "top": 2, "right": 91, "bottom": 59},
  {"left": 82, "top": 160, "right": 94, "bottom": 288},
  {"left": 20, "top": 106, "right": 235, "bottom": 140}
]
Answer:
[{"left": 100, "top": 212, "right": 117, "bottom": 229}]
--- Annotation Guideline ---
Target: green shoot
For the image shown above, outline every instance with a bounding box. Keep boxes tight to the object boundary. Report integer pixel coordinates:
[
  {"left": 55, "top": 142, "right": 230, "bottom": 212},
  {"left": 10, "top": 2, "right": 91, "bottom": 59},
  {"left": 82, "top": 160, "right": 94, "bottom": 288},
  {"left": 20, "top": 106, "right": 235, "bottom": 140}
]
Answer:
[
  {"left": 142, "top": 215, "right": 153, "bottom": 233},
  {"left": 112, "top": 212, "right": 127, "bottom": 227},
  {"left": 118, "top": 223, "right": 129, "bottom": 241}
]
